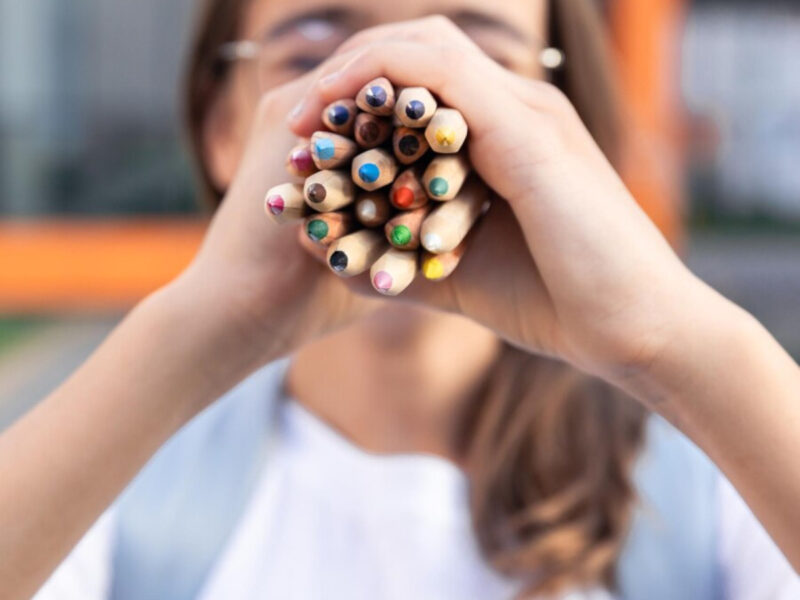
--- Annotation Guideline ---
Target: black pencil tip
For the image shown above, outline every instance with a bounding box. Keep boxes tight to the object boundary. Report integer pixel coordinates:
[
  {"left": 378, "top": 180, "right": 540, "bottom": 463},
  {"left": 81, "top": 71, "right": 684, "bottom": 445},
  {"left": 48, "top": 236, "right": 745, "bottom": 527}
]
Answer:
[{"left": 329, "top": 251, "right": 348, "bottom": 272}]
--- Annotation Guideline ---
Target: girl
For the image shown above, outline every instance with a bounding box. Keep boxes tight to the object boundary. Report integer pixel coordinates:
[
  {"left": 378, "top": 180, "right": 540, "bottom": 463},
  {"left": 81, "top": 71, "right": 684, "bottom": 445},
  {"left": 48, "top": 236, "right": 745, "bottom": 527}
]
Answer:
[{"left": 3, "top": 1, "right": 799, "bottom": 598}]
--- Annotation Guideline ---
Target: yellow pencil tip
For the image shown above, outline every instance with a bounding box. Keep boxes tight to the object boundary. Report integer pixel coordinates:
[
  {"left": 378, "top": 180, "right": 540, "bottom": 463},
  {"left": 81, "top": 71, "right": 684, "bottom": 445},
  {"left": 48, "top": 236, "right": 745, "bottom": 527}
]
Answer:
[
  {"left": 435, "top": 127, "right": 456, "bottom": 146},
  {"left": 422, "top": 257, "right": 445, "bottom": 280}
]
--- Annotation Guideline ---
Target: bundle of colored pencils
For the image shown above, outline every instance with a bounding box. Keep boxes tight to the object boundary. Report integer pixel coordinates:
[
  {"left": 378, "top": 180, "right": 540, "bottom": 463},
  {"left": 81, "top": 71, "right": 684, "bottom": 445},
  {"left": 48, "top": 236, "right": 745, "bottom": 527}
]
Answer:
[{"left": 265, "top": 78, "right": 490, "bottom": 296}]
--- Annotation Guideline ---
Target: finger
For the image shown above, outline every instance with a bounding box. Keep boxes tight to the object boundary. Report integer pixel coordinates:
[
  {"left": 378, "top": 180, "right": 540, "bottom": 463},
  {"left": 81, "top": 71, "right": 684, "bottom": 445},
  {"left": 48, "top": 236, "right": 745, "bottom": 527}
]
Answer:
[{"left": 288, "top": 40, "right": 526, "bottom": 143}]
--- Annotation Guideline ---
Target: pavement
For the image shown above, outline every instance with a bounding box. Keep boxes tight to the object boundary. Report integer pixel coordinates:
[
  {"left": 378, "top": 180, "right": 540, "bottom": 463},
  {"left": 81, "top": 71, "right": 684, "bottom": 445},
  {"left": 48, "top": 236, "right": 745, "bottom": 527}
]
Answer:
[{"left": 0, "top": 232, "right": 797, "bottom": 430}]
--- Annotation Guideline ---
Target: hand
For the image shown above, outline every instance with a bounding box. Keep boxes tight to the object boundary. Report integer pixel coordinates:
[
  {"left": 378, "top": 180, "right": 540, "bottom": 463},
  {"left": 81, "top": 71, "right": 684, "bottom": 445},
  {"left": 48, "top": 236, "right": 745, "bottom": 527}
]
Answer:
[
  {"left": 175, "top": 75, "right": 378, "bottom": 367},
  {"left": 287, "top": 16, "right": 711, "bottom": 390}
]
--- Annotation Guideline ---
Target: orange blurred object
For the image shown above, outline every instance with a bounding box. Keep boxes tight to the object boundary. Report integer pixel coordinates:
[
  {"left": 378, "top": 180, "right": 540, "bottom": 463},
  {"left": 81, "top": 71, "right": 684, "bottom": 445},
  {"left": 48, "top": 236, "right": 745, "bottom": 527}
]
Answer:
[
  {"left": 610, "top": 0, "right": 687, "bottom": 247},
  {"left": 0, "top": 220, "right": 206, "bottom": 313}
]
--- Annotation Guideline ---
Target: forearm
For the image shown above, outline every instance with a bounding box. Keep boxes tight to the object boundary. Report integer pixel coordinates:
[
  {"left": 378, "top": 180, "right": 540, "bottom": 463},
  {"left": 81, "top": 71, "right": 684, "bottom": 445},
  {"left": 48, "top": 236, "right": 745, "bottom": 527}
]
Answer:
[
  {"left": 639, "top": 281, "right": 800, "bottom": 570},
  {"left": 0, "top": 276, "right": 263, "bottom": 599}
]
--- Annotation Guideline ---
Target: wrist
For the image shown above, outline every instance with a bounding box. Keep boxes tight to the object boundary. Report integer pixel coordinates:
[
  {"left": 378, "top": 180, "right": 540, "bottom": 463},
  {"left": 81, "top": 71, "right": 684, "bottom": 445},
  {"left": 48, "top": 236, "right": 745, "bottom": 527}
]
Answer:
[
  {"left": 621, "top": 278, "right": 762, "bottom": 417},
  {"left": 139, "top": 272, "right": 270, "bottom": 415}
]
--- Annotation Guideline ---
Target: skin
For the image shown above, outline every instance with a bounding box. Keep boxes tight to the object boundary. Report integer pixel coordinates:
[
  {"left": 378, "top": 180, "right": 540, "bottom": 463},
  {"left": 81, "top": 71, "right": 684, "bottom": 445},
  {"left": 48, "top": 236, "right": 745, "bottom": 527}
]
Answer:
[{"left": 1, "top": 2, "right": 799, "bottom": 598}]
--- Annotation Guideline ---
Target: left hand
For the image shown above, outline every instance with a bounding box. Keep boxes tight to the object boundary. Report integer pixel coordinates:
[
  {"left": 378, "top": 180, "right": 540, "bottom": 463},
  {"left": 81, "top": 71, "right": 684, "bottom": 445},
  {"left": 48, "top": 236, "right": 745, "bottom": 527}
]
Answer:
[{"left": 287, "top": 16, "right": 708, "bottom": 394}]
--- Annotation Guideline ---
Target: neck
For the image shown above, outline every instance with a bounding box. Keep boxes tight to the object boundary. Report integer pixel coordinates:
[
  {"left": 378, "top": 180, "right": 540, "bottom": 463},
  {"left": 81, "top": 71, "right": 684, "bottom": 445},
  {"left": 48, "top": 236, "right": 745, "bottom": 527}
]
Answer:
[{"left": 287, "top": 306, "right": 501, "bottom": 462}]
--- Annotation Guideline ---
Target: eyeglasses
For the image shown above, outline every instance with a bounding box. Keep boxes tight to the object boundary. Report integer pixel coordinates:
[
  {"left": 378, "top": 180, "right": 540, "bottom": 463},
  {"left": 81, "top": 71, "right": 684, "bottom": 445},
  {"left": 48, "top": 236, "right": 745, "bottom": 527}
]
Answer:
[{"left": 218, "top": 32, "right": 564, "bottom": 92}]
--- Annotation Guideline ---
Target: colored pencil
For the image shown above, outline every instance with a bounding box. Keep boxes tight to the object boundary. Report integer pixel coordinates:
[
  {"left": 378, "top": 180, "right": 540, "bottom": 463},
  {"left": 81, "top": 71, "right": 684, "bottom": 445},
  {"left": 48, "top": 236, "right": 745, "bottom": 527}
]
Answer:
[
  {"left": 303, "top": 170, "right": 356, "bottom": 212},
  {"left": 264, "top": 182, "right": 308, "bottom": 224},
  {"left": 390, "top": 166, "right": 429, "bottom": 210},
  {"left": 355, "top": 192, "right": 394, "bottom": 228},
  {"left": 425, "top": 108, "right": 468, "bottom": 154},
  {"left": 304, "top": 211, "right": 355, "bottom": 246},
  {"left": 392, "top": 127, "right": 429, "bottom": 165},
  {"left": 384, "top": 204, "right": 432, "bottom": 250},
  {"left": 370, "top": 248, "right": 418, "bottom": 296},
  {"left": 352, "top": 148, "right": 398, "bottom": 191},
  {"left": 327, "top": 230, "right": 387, "bottom": 277},
  {"left": 394, "top": 87, "right": 438, "bottom": 128},
  {"left": 422, "top": 153, "right": 471, "bottom": 201},
  {"left": 355, "top": 77, "right": 396, "bottom": 116},
  {"left": 285, "top": 140, "right": 317, "bottom": 178},
  {"left": 322, "top": 99, "right": 357, "bottom": 136},
  {"left": 421, "top": 240, "right": 467, "bottom": 281},
  {"left": 310, "top": 131, "right": 358, "bottom": 170},
  {"left": 420, "top": 178, "right": 488, "bottom": 253},
  {"left": 354, "top": 113, "right": 393, "bottom": 148}
]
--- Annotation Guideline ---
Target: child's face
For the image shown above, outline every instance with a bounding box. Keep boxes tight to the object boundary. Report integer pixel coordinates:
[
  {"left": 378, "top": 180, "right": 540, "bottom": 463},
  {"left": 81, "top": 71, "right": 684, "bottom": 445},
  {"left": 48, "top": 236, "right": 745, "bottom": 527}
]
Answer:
[
  {"left": 244, "top": 0, "right": 548, "bottom": 88},
  {"left": 208, "top": 0, "right": 547, "bottom": 191}
]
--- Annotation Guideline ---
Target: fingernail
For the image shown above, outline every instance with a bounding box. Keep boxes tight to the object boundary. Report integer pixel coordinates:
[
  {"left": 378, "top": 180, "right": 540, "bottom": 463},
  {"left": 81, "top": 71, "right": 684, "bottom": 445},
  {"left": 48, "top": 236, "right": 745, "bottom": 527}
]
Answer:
[
  {"left": 319, "top": 71, "right": 341, "bottom": 88},
  {"left": 288, "top": 99, "right": 305, "bottom": 121}
]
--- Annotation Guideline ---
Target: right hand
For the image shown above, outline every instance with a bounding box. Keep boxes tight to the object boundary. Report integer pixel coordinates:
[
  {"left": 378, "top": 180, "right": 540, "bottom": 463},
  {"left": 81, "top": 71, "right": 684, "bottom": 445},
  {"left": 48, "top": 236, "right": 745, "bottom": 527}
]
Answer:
[{"left": 175, "top": 76, "right": 378, "bottom": 367}]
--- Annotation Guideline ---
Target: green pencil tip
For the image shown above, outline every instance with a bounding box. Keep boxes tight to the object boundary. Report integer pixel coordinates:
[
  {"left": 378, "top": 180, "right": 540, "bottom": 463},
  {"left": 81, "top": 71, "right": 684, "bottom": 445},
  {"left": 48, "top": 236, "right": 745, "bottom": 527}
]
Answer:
[
  {"left": 391, "top": 225, "right": 412, "bottom": 246},
  {"left": 307, "top": 219, "right": 329, "bottom": 242}
]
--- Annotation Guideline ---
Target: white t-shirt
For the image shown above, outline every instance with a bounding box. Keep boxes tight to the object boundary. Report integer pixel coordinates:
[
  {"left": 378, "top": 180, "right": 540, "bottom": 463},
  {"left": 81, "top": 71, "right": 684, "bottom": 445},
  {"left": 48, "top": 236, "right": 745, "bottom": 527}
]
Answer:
[{"left": 36, "top": 399, "right": 800, "bottom": 600}]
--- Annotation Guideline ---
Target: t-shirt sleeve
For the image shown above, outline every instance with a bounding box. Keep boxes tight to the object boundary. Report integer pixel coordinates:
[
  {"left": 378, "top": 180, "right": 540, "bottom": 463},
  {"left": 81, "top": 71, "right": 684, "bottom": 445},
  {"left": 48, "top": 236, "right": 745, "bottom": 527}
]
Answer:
[
  {"left": 32, "top": 507, "right": 117, "bottom": 600},
  {"left": 717, "top": 474, "right": 800, "bottom": 600}
]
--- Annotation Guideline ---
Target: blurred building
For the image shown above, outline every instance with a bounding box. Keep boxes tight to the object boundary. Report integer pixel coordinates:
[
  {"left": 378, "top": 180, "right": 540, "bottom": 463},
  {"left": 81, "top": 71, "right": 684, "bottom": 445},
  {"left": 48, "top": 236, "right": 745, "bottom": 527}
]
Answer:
[
  {"left": 683, "top": 1, "right": 800, "bottom": 223},
  {"left": 0, "top": 0, "right": 196, "bottom": 215}
]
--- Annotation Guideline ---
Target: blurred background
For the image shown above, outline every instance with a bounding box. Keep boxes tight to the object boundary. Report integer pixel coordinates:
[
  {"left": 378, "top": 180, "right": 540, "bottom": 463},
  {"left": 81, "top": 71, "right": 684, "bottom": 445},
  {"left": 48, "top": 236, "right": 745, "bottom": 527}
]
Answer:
[{"left": 1, "top": 0, "right": 798, "bottom": 426}]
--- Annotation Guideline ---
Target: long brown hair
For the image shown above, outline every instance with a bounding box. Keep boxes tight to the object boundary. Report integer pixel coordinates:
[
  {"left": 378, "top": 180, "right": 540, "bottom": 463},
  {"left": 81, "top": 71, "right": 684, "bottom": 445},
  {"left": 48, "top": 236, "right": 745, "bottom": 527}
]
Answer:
[{"left": 184, "top": 0, "right": 647, "bottom": 595}]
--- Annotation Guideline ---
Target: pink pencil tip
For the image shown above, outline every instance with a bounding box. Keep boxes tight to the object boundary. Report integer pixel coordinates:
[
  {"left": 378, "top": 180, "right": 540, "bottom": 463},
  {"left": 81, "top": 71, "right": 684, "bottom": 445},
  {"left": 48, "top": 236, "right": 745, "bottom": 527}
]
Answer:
[
  {"left": 373, "top": 270, "right": 393, "bottom": 293},
  {"left": 266, "top": 195, "right": 284, "bottom": 215}
]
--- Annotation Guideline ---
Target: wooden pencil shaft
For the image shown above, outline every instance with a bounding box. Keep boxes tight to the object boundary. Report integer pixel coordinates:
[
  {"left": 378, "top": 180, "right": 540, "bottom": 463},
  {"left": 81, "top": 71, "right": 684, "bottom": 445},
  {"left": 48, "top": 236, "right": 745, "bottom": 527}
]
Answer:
[
  {"left": 265, "top": 183, "right": 307, "bottom": 224},
  {"left": 285, "top": 141, "right": 317, "bottom": 178},
  {"left": 392, "top": 127, "right": 429, "bottom": 165},
  {"left": 305, "top": 211, "right": 355, "bottom": 245},
  {"left": 395, "top": 87, "right": 438, "bottom": 128},
  {"left": 356, "top": 77, "right": 396, "bottom": 116},
  {"left": 355, "top": 192, "right": 394, "bottom": 228},
  {"left": 370, "top": 248, "right": 418, "bottom": 296},
  {"left": 327, "top": 230, "right": 387, "bottom": 277},
  {"left": 304, "top": 170, "right": 356, "bottom": 212},
  {"left": 322, "top": 99, "right": 357, "bottom": 135},
  {"left": 352, "top": 148, "right": 398, "bottom": 191},
  {"left": 354, "top": 113, "right": 392, "bottom": 148},
  {"left": 425, "top": 108, "right": 468, "bottom": 154},
  {"left": 420, "top": 178, "right": 488, "bottom": 253},
  {"left": 390, "top": 166, "right": 429, "bottom": 210},
  {"left": 310, "top": 131, "right": 358, "bottom": 170},
  {"left": 423, "top": 154, "right": 471, "bottom": 201}
]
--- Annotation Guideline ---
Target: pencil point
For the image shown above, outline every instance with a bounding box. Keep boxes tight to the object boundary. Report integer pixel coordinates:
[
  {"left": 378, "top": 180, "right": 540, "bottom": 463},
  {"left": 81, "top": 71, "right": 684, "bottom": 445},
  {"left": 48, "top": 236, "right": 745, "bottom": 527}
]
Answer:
[
  {"left": 366, "top": 85, "right": 387, "bottom": 108},
  {"left": 328, "top": 105, "right": 350, "bottom": 125},
  {"left": 423, "top": 233, "right": 443, "bottom": 252},
  {"left": 307, "top": 183, "right": 327, "bottom": 203},
  {"left": 422, "top": 257, "right": 445, "bottom": 280},
  {"left": 390, "top": 225, "right": 412, "bottom": 247},
  {"left": 289, "top": 149, "right": 313, "bottom": 173},
  {"left": 405, "top": 100, "right": 426, "bottom": 120},
  {"left": 266, "top": 194, "right": 284, "bottom": 215},
  {"left": 313, "top": 138, "right": 335, "bottom": 160},
  {"left": 329, "top": 251, "right": 348, "bottom": 272},
  {"left": 393, "top": 187, "right": 414, "bottom": 209},
  {"left": 435, "top": 127, "right": 456, "bottom": 147},
  {"left": 429, "top": 177, "right": 449, "bottom": 197},
  {"left": 373, "top": 270, "right": 394, "bottom": 293},
  {"left": 306, "top": 219, "right": 329, "bottom": 242},
  {"left": 358, "top": 163, "right": 380, "bottom": 184},
  {"left": 397, "top": 135, "right": 420, "bottom": 157}
]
